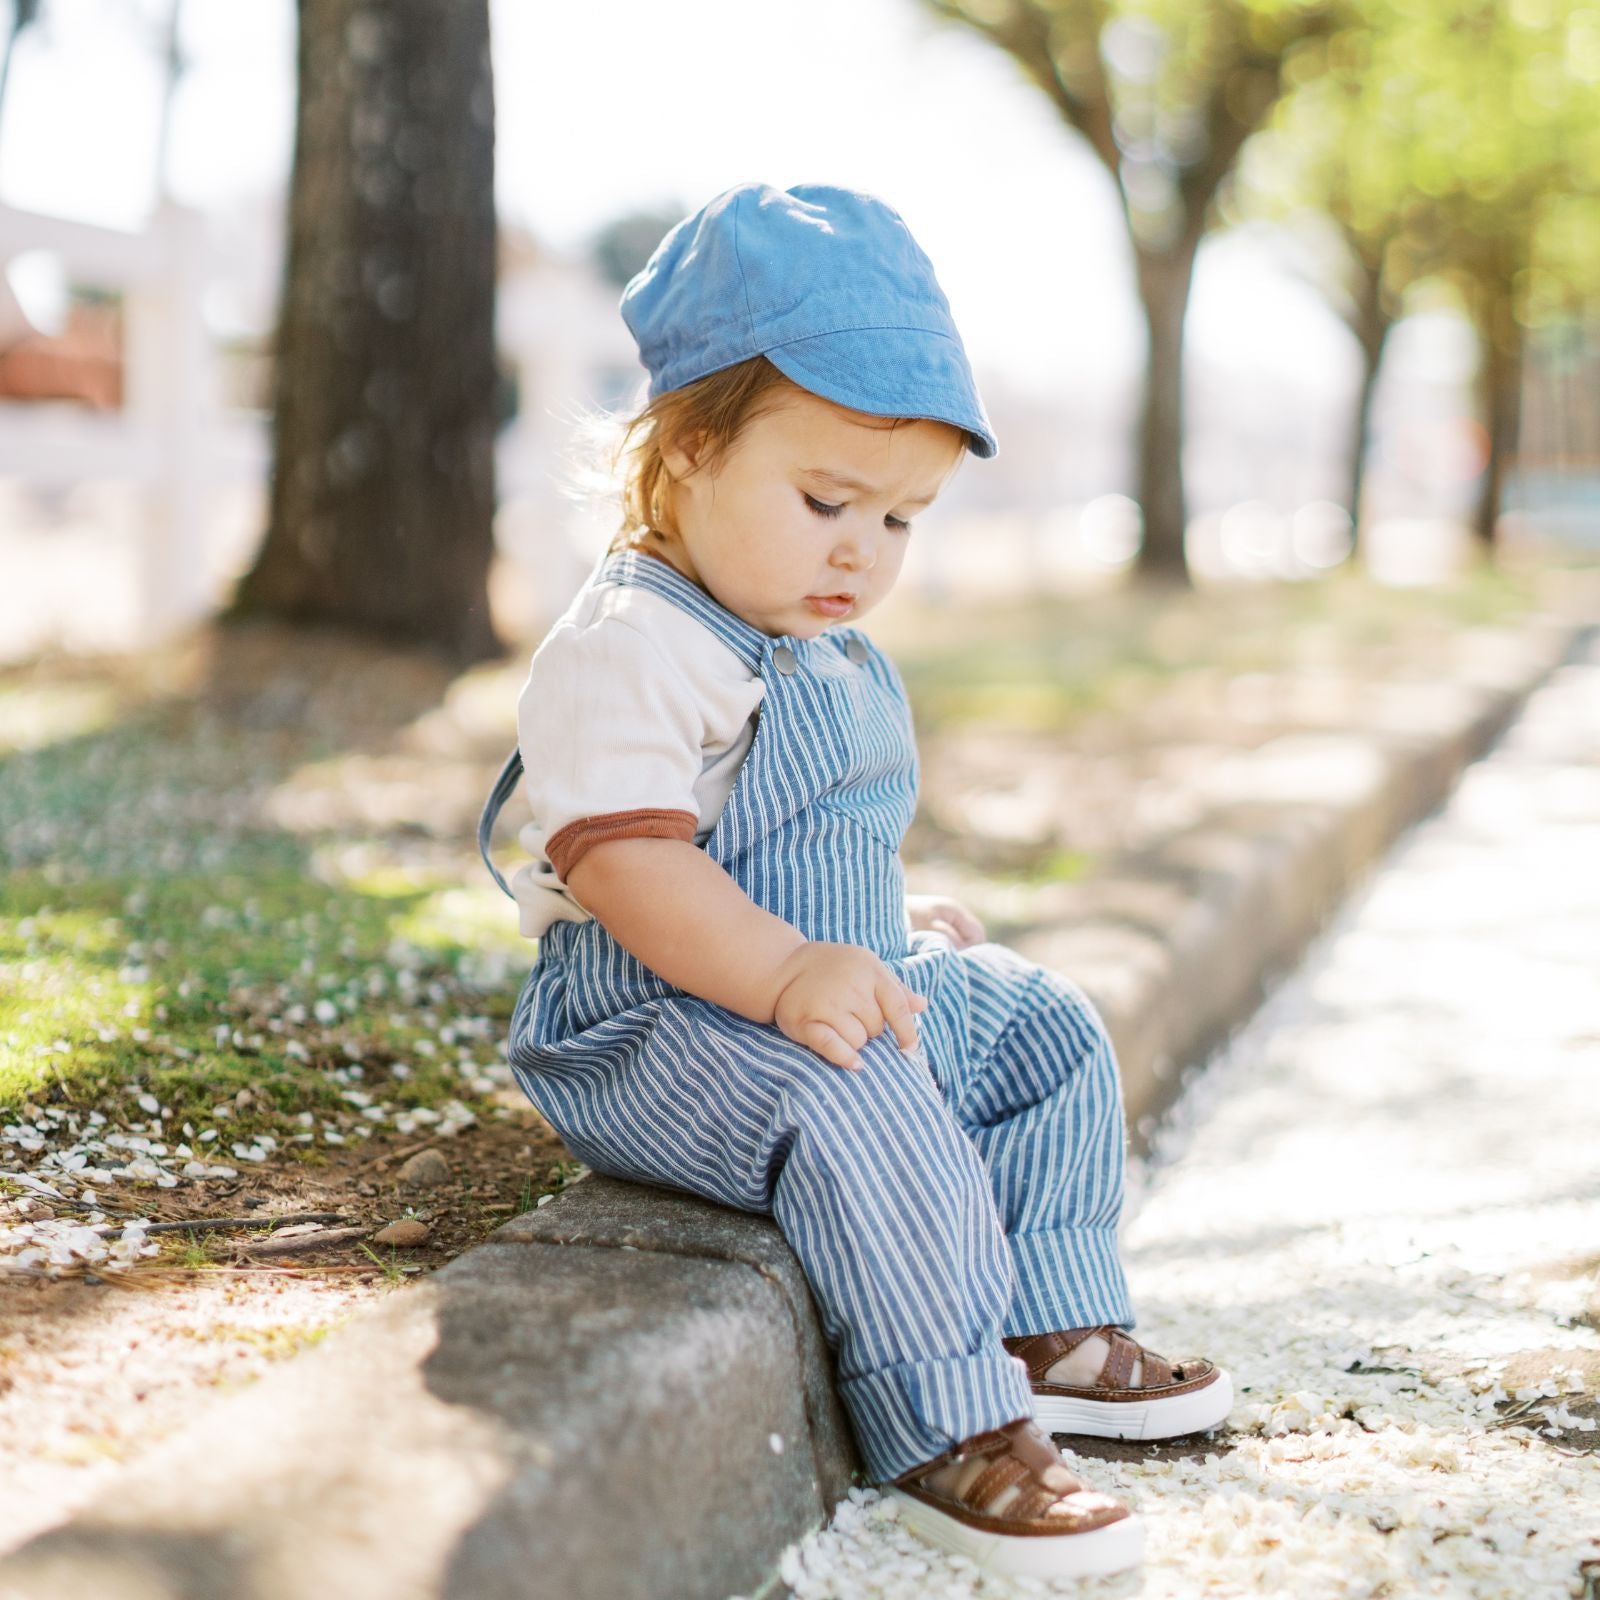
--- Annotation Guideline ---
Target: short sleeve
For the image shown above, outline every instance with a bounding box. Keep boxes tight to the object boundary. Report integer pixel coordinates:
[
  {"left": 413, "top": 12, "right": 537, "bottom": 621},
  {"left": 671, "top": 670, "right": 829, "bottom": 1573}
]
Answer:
[{"left": 516, "top": 618, "right": 704, "bottom": 879}]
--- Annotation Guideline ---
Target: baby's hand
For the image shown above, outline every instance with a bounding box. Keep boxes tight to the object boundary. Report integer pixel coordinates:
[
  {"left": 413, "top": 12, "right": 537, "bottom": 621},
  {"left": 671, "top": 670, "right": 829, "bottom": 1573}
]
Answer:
[
  {"left": 906, "top": 894, "right": 985, "bottom": 950},
  {"left": 770, "top": 942, "right": 928, "bottom": 1072}
]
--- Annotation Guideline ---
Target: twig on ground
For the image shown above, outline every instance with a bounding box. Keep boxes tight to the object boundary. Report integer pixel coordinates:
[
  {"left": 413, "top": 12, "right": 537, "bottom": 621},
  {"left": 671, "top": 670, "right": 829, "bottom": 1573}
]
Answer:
[
  {"left": 233, "top": 1226, "right": 370, "bottom": 1258},
  {"left": 1487, "top": 1398, "right": 1547, "bottom": 1428},
  {"left": 120, "top": 1262, "right": 389, "bottom": 1280},
  {"left": 82, "top": 1210, "right": 352, "bottom": 1241},
  {"left": 357, "top": 1139, "right": 437, "bottom": 1172}
]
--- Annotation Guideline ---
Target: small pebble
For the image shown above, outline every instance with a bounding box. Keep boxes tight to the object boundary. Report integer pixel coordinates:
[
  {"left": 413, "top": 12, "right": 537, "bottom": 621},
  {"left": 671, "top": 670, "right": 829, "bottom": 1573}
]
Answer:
[
  {"left": 396, "top": 1149, "right": 451, "bottom": 1190},
  {"left": 371, "top": 1219, "right": 429, "bottom": 1247}
]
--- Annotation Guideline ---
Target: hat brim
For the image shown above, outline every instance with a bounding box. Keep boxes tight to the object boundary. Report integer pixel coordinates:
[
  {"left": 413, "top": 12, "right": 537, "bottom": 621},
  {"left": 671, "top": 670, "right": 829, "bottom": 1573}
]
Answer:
[{"left": 764, "top": 328, "right": 998, "bottom": 459}]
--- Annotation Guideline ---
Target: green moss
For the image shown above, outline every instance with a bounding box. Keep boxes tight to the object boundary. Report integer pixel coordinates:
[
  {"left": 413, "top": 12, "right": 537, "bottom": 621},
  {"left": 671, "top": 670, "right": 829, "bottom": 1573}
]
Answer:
[{"left": 0, "top": 668, "right": 527, "bottom": 1164}]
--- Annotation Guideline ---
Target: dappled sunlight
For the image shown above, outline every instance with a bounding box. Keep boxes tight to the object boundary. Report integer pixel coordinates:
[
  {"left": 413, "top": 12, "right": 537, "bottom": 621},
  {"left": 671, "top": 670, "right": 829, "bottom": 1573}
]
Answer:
[
  {"left": 0, "top": 683, "right": 122, "bottom": 755},
  {"left": 259, "top": 656, "right": 524, "bottom": 886},
  {"left": 0, "top": 628, "right": 546, "bottom": 1283},
  {"left": 0, "top": 902, "right": 152, "bottom": 1105}
]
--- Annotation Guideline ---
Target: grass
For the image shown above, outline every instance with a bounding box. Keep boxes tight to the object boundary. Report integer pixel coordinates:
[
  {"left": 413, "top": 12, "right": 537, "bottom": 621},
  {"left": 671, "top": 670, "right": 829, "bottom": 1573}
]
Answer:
[
  {"left": 170, "top": 1235, "right": 224, "bottom": 1269},
  {"left": 358, "top": 1243, "right": 412, "bottom": 1284},
  {"left": 0, "top": 859, "right": 522, "bottom": 1157},
  {"left": 1002, "top": 848, "right": 1093, "bottom": 888},
  {"left": 885, "top": 562, "right": 1544, "bottom": 736},
  {"left": 172, "top": 1321, "right": 341, "bottom": 1359},
  {"left": 0, "top": 564, "right": 1559, "bottom": 1173},
  {"left": 0, "top": 626, "right": 530, "bottom": 1178}
]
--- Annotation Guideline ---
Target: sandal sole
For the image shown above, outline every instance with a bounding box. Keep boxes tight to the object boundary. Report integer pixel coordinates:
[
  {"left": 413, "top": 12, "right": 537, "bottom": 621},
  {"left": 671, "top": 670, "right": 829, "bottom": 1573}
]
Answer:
[
  {"left": 1035, "top": 1370, "right": 1234, "bottom": 1441},
  {"left": 888, "top": 1491, "right": 1145, "bottom": 1579}
]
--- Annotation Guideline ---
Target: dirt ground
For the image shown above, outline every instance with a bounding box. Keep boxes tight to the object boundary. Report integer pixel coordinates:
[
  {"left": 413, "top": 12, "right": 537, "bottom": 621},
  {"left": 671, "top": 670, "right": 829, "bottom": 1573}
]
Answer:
[{"left": 0, "top": 1103, "right": 569, "bottom": 1553}]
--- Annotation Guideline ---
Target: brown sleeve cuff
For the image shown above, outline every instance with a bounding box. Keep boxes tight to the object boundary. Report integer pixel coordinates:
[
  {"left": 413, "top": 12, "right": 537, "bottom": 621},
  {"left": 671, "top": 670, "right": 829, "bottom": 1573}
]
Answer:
[{"left": 546, "top": 808, "right": 699, "bottom": 880}]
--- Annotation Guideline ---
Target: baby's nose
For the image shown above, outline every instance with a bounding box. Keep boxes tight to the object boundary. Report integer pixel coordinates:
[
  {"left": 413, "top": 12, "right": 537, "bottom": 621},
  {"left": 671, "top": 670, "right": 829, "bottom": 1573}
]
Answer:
[{"left": 834, "top": 533, "right": 878, "bottom": 571}]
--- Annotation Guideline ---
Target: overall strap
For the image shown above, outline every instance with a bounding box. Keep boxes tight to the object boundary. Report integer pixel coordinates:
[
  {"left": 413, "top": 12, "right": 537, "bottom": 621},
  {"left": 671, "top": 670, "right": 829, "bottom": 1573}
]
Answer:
[
  {"left": 601, "top": 547, "right": 768, "bottom": 674},
  {"left": 478, "top": 746, "right": 524, "bottom": 899},
  {"left": 479, "top": 550, "right": 775, "bottom": 901}
]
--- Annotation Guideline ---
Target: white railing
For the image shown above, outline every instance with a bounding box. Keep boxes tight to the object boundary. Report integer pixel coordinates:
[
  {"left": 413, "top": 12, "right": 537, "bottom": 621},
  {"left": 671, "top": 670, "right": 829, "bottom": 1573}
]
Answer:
[{"left": 0, "top": 199, "right": 267, "bottom": 646}]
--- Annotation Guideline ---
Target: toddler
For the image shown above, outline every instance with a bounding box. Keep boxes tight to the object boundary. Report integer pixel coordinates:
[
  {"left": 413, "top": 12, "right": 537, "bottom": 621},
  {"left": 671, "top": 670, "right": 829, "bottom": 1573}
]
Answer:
[{"left": 479, "top": 183, "right": 1230, "bottom": 1580}]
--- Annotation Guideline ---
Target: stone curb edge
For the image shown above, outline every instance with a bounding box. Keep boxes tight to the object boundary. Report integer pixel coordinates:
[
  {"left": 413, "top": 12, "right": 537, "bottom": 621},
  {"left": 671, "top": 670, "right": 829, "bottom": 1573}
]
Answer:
[
  {"left": 0, "top": 615, "right": 1583, "bottom": 1600},
  {"left": 1016, "top": 617, "right": 1589, "bottom": 1146}
]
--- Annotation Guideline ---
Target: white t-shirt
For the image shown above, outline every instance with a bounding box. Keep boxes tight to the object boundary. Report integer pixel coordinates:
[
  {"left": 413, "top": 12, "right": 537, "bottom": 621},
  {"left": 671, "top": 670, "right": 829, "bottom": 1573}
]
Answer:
[{"left": 510, "top": 570, "right": 765, "bottom": 938}]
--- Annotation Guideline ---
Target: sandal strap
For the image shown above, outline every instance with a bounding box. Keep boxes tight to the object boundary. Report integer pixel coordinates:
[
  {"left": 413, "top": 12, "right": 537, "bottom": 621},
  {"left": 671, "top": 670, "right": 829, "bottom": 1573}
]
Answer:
[
  {"left": 1002, "top": 1326, "right": 1108, "bottom": 1382},
  {"left": 1007, "top": 1326, "right": 1182, "bottom": 1393},
  {"left": 1141, "top": 1348, "right": 1177, "bottom": 1387},
  {"left": 1004, "top": 1485, "right": 1052, "bottom": 1520},
  {"left": 1100, "top": 1329, "right": 1140, "bottom": 1389},
  {"left": 966, "top": 1455, "right": 1031, "bottom": 1512},
  {"left": 898, "top": 1418, "right": 1090, "bottom": 1515},
  {"left": 890, "top": 1424, "right": 1011, "bottom": 1487}
]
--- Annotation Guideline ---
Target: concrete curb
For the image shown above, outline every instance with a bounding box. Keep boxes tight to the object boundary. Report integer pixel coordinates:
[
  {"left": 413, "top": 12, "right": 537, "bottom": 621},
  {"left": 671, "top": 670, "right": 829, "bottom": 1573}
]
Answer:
[
  {"left": 1013, "top": 619, "right": 1587, "bottom": 1144},
  {"left": 1, "top": 616, "right": 1583, "bottom": 1600}
]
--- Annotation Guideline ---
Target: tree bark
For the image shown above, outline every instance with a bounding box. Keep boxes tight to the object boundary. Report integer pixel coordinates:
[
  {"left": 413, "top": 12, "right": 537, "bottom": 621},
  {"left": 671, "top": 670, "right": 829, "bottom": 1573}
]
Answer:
[
  {"left": 1346, "top": 253, "right": 1391, "bottom": 537},
  {"left": 1473, "top": 295, "right": 1523, "bottom": 550},
  {"left": 1133, "top": 242, "right": 1200, "bottom": 579},
  {"left": 232, "top": 0, "right": 499, "bottom": 663}
]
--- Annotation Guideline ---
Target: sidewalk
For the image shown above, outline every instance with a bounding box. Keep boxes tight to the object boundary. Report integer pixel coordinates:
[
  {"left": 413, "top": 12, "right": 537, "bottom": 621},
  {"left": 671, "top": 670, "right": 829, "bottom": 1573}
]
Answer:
[{"left": 776, "top": 637, "right": 1600, "bottom": 1595}]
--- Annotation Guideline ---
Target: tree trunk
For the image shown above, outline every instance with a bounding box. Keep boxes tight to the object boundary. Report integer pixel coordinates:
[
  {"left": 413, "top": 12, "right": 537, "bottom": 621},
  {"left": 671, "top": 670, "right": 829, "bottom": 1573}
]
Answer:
[
  {"left": 1473, "top": 292, "right": 1523, "bottom": 551},
  {"left": 232, "top": 0, "right": 499, "bottom": 663},
  {"left": 0, "top": 1, "right": 42, "bottom": 133},
  {"left": 1346, "top": 257, "right": 1390, "bottom": 540},
  {"left": 1132, "top": 244, "right": 1199, "bottom": 582}
]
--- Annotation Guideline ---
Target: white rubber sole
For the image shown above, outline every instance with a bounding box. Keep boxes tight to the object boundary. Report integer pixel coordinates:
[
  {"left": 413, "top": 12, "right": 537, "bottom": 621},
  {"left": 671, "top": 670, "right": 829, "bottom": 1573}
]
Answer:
[
  {"left": 888, "top": 1491, "right": 1145, "bottom": 1579},
  {"left": 1034, "top": 1369, "right": 1234, "bottom": 1441}
]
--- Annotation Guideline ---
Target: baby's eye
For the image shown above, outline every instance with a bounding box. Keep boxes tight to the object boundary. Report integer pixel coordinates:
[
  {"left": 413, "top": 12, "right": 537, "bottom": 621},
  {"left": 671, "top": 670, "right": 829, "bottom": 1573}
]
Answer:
[
  {"left": 803, "top": 493, "right": 844, "bottom": 518},
  {"left": 885, "top": 514, "right": 911, "bottom": 533}
]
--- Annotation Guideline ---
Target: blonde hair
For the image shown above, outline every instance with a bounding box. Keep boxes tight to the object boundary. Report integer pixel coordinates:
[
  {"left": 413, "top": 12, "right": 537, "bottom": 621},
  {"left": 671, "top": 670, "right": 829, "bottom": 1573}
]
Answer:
[
  {"left": 608, "top": 356, "right": 800, "bottom": 553},
  {"left": 568, "top": 354, "right": 970, "bottom": 555}
]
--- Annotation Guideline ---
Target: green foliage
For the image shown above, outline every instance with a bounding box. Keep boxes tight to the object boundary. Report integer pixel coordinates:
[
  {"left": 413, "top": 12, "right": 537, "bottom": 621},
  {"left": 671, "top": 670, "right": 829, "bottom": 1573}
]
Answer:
[
  {"left": 1233, "top": 0, "right": 1600, "bottom": 331},
  {"left": 921, "top": 0, "right": 1353, "bottom": 253}
]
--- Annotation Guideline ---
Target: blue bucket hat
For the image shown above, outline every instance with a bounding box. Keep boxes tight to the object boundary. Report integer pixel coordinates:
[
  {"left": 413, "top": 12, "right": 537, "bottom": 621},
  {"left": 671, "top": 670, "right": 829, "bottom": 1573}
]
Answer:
[{"left": 619, "top": 182, "right": 998, "bottom": 459}]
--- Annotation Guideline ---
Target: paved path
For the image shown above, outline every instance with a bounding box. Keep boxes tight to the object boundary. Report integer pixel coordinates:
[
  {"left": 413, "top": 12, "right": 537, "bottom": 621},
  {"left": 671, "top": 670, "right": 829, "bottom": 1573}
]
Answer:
[{"left": 771, "top": 636, "right": 1600, "bottom": 1598}]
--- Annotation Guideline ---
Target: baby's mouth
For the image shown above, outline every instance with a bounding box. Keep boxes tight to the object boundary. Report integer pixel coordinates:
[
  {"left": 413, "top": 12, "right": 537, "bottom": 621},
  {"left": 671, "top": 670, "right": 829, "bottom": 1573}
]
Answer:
[{"left": 805, "top": 593, "right": 856, "bottom": 619}]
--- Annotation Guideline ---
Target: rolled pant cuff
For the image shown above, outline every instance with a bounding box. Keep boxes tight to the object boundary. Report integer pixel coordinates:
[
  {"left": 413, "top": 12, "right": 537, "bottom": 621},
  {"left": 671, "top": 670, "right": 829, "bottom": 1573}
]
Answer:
[
  {"left": 839, "top": 1348, "right": 1037, "bottom": 1483},
  {"left": 1004, "top": 1225, "right": 1134, "bottom": 1336}
]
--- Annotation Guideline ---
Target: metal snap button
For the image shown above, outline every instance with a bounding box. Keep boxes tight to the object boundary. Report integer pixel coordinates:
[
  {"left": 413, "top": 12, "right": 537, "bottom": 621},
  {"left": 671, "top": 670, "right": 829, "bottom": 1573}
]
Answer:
[
  {"left": 844, "top": 637, "right": 868, "bottom": 665},
  {"left": 771, "top": 644, "right": 798, "bottom": 676}
]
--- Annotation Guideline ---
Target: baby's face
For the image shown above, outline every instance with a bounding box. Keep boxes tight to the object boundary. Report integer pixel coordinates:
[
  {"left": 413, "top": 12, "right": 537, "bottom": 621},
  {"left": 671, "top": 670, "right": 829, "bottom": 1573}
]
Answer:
[{"left": 659, "top": 389, "right": 964, "bottom": 639}]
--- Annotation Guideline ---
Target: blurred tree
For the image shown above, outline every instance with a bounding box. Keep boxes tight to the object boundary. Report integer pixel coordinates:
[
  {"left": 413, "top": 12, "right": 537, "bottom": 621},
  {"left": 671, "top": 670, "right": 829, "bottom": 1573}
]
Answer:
[
  {"left": 1233, "top": 0, "right": 1600, "bottom": 549},
  {"left": 151, "top": 0, "right": 186, "bottom": 205},
  {"left": 922, "top": 0, "right": 1343, "bottom": 580},
  {"left": 231, "top": 0, "right": 499, "bottom": 662},
  {"left": 1226, "top": 22, "right": 1417, "bottom": 535},
  {"left": 590, "top": 204, "right": 682, "bottom": 291},
  {"left": 1421, "top": 5, "right": 1600, "bottom": 547},
  {"left": 0, "top": 0, "right": 42, "bottom": 132}
]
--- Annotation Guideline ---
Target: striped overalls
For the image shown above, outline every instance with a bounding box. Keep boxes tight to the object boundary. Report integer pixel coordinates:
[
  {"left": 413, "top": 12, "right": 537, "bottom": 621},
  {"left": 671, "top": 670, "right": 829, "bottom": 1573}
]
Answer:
[{"left": 487, "top": 550, "right": 1132, "bottom": 1481}]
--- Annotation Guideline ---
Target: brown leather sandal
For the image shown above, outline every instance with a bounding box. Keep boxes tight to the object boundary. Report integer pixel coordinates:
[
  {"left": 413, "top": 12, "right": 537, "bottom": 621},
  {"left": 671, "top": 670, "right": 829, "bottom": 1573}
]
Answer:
[
  {"left": 1004, "top": 1325, "right": 1232, "bottom": 1441},
  {"left": 887, "top": 1417, "right": 1143, "bottom": 1578}
]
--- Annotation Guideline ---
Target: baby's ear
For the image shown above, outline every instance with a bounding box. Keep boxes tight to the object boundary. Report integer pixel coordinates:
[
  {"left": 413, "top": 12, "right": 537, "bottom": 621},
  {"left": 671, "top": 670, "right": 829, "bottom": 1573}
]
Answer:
[{"left": 661, "top": 425, "right": 708, "bottom": 479}]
